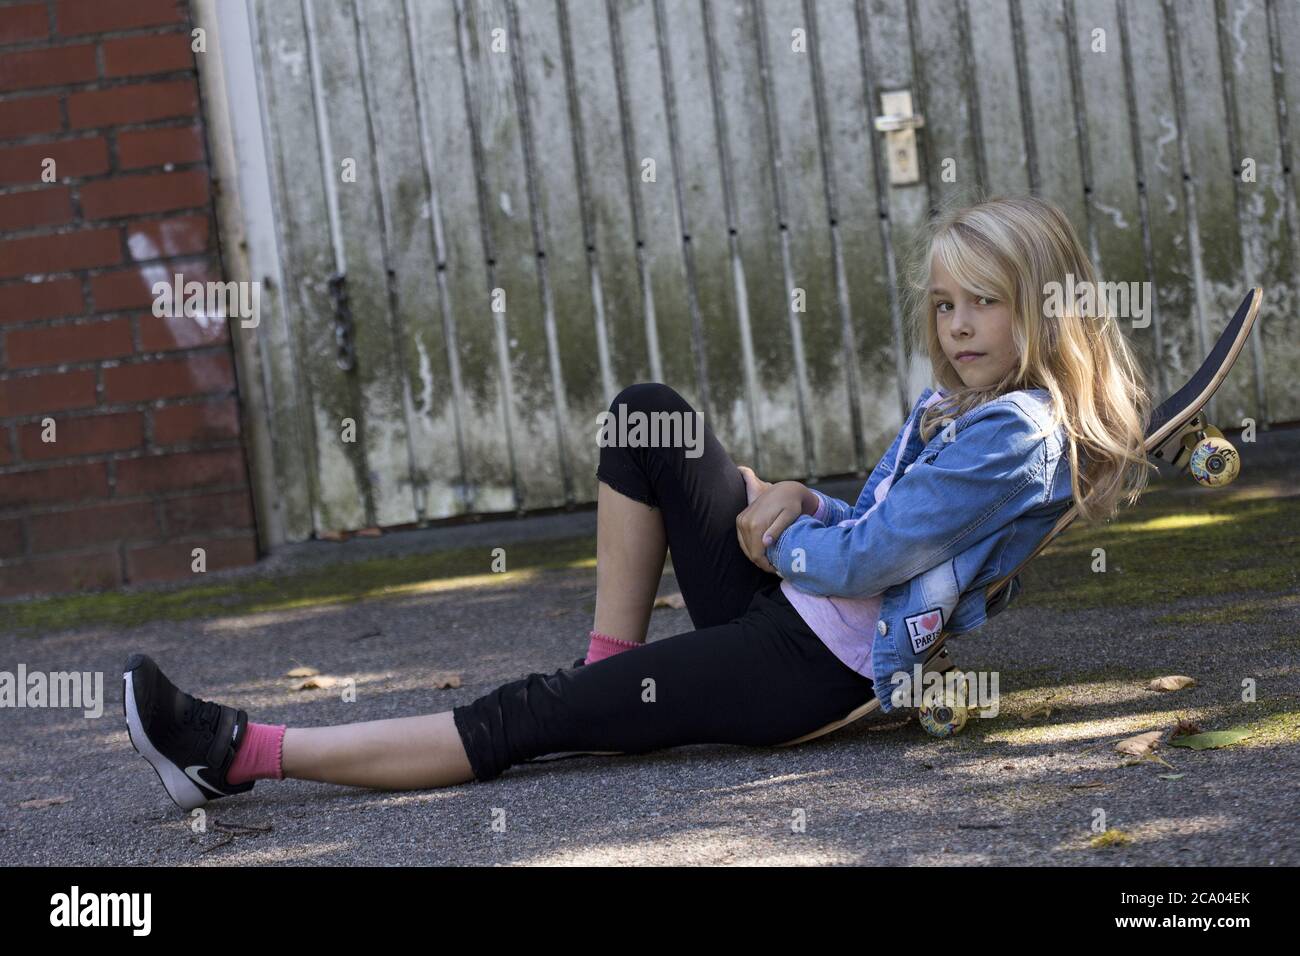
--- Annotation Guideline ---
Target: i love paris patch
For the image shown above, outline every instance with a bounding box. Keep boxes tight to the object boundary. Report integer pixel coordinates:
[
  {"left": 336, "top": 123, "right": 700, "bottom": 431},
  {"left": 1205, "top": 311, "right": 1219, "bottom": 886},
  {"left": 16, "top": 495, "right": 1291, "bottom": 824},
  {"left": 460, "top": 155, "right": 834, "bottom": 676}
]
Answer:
[{"left": 904, "top": 607, "right": 944, "bottom": 655}]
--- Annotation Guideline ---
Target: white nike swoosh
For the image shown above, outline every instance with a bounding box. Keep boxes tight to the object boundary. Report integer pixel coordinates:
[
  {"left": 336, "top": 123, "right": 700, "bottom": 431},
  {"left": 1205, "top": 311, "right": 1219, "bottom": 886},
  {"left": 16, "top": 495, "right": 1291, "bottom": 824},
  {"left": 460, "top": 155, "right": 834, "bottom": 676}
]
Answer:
[{"left": 185, "top": 765, "right": 227, "bottom": 796}]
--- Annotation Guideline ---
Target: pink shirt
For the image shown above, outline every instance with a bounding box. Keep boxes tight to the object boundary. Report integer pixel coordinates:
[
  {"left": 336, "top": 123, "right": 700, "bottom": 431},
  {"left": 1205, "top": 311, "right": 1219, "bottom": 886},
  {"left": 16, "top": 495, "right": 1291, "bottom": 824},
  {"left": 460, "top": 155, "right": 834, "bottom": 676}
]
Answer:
[{"left": 779, "top": 390, "right": 948, "bottom": 676}]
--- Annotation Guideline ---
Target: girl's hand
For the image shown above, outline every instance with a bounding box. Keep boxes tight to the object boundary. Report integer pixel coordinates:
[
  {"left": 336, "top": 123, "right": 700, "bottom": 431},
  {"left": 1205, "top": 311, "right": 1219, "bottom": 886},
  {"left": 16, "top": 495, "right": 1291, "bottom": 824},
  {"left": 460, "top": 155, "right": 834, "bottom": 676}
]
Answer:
[
  {"left": 735, "top": 474, "right": 808, "bottom": 574},
  {"left": 736, "top": 464, "right": 771, "bottom": 505}
]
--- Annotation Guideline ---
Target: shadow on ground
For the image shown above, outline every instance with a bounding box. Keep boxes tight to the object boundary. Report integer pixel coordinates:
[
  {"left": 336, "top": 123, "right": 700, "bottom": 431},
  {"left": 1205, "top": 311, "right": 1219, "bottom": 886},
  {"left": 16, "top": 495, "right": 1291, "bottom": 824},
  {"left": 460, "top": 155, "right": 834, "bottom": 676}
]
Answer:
[{"left": 1, "top": 427, "right": 1296, "bottom": 865}]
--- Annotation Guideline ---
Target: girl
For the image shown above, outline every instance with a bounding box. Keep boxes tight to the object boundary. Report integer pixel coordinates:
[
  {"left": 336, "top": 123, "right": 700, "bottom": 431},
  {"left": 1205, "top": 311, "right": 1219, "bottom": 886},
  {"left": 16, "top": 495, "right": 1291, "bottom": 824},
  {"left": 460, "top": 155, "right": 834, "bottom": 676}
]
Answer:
[{"left": 123, "top": 194, "right": 1153, "bottom": 810}]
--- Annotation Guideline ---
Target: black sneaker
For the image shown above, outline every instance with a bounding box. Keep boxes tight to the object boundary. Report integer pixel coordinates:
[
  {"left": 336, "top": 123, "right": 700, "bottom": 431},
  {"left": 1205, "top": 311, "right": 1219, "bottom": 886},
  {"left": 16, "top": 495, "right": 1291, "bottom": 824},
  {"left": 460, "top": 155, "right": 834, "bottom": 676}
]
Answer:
[{"left": 122, "top": 653, "right": 254, "bottom": 811}]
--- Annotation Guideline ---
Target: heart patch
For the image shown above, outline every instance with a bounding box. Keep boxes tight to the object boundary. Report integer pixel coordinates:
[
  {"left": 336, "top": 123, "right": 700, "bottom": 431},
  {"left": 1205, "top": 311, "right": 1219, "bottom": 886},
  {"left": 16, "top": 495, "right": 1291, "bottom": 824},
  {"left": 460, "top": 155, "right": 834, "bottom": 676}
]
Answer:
[{"left": 903, "top": 607, "right": 945, "bottom": 655}]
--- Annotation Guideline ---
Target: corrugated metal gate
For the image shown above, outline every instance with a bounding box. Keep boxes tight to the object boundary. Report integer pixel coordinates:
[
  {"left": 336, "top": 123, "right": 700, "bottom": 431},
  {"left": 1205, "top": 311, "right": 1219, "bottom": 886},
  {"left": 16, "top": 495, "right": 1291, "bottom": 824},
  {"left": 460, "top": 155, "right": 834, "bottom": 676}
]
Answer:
[{"left": 203, "top": 0, "right": 1300, "bottom": 546}]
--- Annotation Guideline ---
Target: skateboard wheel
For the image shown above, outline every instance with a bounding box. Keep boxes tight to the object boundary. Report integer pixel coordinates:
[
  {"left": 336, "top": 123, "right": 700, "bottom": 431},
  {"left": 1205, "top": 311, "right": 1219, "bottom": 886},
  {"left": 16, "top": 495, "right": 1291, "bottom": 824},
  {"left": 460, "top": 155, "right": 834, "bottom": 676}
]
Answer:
[
  {"left": 1187, "top": 426, "right": 1240, "bottom": 487},
  {"left": 918, "top": 671, "right": 970, "bottom": 738}
]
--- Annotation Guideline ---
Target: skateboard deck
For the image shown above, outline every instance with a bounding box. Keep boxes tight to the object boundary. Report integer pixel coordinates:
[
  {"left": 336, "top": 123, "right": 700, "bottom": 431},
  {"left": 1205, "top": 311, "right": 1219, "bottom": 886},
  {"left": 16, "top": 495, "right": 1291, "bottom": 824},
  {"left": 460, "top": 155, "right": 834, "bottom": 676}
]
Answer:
[{"left": 526, "top": 287, "right": 1264, "bottom": 762}]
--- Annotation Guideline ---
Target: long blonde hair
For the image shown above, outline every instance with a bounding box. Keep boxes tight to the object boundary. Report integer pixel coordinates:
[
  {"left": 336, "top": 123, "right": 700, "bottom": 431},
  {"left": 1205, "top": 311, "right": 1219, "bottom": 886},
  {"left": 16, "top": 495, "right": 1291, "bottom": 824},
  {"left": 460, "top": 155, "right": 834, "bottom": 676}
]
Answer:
[{"left": 902, "top": 193, "right": 1154, "bottom": 524}]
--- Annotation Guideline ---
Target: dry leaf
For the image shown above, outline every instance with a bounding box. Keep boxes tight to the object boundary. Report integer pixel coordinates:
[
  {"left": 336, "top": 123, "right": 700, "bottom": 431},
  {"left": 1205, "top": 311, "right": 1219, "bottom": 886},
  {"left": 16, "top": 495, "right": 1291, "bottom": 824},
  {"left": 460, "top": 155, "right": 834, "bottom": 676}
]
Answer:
[
  {"left": 1090, "top": 829, "right": 1133, "bottom": 848},
  {"left": 286, "top": 666, "right": 320, "bottom": 678},
  {"left": 429, "top": 672, "right": 462, "bottom": 689},
  {"left": 653, "top": 592, "right": 685, "bottom": 610},
  {"left": 1115, "top": 731, "right": 1162, "bottom": 757},
  {"left": 297, "top": 675, "right": 340, "bottom": 690},
  {"left": 20, "top": 795, "right": 73, "bottom": 809},
  {"left": 1068, "top": 781, "right": 1106, "bottom": 790},
  {"left": 1172, "top": 718, "right": 1204, "bottom": 738},
  {"left": 1147, "top": 675, "right": 1196, "bottom": 692},
  {"left": 1023, "top": 701, "right": 1055, "bottom": 720},
  {"left": 318, "top": 530, "right": 345, "bottom": 542},
  {"left": 355, "top": 527, "right": 382, "bottom": 538},
  {"left": 1136, "top": 751, "right": 1175, "bottom": 770}
]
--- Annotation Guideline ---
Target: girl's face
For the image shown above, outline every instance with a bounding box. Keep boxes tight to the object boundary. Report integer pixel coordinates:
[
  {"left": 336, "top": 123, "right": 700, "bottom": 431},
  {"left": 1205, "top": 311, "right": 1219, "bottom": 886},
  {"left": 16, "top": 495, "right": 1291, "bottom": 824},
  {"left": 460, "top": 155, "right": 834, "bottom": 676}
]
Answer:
[{"left": 929, "top": 257, "right": 1019, "bottom": 388}]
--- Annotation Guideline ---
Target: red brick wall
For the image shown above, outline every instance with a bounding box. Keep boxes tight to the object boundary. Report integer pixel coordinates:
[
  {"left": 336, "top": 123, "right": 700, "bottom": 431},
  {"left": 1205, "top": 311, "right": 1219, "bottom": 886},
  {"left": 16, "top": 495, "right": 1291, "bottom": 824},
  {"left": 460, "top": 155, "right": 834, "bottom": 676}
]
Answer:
[{"left": 0, "top": 0, "right": 258, "bottom": 598}]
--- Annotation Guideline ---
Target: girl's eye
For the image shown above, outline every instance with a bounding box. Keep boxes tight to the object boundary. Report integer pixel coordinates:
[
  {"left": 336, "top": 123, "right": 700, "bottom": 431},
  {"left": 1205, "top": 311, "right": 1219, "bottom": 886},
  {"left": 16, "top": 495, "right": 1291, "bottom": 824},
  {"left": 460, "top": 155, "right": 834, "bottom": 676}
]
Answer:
[{"left": 936, "top": 297, "right": 996, "bottom": 313}]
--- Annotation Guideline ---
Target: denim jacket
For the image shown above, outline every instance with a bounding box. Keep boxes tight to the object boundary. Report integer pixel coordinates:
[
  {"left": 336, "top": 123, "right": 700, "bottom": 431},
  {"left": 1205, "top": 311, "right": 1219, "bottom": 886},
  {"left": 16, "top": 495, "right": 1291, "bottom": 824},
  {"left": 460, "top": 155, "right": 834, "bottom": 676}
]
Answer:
[{"left": 764, "top": 386, "right": 1074, "bottom": 712}]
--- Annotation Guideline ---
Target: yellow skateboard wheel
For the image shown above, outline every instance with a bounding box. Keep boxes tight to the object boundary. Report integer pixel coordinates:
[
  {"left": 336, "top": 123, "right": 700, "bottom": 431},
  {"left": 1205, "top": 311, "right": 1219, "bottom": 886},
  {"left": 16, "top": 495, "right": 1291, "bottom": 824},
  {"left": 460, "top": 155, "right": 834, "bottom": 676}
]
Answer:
[
  {"left": 1187, "top": 426, "right": 1240, "bottom": 487},
  {"left": 918, "top": 671, "right": 970, "bottom": 737}
]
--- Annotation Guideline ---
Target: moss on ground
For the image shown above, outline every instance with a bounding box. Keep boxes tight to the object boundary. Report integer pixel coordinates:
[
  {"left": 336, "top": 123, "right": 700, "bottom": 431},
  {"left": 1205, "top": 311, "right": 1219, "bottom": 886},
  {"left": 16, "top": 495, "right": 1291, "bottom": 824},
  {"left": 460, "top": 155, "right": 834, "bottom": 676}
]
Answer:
[
  {"left": 4, "top": 471, "right": 1294, "bottom": 637},
  {"left": 966, "top": 684, "right": 1300, "bottom": 750},
  {"left": 0, "top": 535, "right": 599, "bottom": 635},
  {"left": 1156, "top": 592, "right": 1300, "bottom": 627},
  {"left": 1016, "top": 486, "right": 1300, "bottom": 612}
]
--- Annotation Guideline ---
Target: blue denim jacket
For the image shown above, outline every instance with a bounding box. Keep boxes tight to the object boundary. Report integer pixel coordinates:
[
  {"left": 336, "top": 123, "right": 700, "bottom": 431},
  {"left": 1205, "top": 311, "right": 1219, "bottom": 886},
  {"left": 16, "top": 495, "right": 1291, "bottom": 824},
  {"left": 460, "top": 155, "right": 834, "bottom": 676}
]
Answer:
[{"left": 764, "top": 386, "right": 1074, "bottom": 712}]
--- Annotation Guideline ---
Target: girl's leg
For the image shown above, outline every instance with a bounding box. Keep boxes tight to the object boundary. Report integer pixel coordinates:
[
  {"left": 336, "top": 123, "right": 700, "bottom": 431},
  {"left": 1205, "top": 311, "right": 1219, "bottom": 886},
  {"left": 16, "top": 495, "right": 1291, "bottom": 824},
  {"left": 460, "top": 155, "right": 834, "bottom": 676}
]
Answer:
[
  {"left": 592, "top": 382, "right": 779, "bottom": 640},
  {"left": 454, "top": 585, "right": 876, "bottom": 782},
  {"left": 592, "top": 479, "right": 666, "bottom": 644},
  {"left": 142, "top": 383, "right": 793, "bottom": 802},
  {"left": 280, "top": 711, "right": 473, "bottom": 790}
]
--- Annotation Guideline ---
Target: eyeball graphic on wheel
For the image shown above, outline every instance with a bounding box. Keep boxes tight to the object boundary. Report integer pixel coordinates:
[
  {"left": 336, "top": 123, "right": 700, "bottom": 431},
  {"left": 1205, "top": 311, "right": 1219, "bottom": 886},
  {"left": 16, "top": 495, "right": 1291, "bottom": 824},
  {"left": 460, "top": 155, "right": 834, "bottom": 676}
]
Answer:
[{"left": 1188, "top": 438, "right": 1240, "bottom": 487}]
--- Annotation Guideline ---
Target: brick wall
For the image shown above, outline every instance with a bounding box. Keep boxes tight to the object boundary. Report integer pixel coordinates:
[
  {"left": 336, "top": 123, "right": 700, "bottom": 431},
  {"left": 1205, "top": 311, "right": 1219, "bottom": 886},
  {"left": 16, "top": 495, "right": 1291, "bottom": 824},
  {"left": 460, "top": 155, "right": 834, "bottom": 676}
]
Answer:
[{"left": 0, "top": 0, "right": 258, "bottom": 598}]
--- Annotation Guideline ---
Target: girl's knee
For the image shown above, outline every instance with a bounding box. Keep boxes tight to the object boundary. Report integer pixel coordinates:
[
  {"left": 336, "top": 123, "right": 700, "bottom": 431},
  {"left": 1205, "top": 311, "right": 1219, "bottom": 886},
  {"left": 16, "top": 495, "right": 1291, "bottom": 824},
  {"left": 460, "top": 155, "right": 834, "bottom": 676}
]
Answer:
[{"left": 609, "top": 382, "right": 690, "bottom": 416}]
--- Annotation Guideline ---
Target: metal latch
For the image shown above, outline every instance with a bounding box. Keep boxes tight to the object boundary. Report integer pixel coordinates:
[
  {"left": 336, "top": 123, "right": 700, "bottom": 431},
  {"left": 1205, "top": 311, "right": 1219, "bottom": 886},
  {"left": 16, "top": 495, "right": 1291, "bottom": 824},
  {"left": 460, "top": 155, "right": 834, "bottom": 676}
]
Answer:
[{"left": 874, "top": 91, "right": 925, "bottom": 186}]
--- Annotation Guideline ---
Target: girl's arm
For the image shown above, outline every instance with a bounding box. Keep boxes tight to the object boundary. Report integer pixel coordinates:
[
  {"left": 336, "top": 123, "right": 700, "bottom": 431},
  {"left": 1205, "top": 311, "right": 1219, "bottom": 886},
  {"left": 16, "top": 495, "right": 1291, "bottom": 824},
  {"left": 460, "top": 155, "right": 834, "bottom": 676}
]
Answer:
[
  {"left": 763, "top": 402, "right": 1050, "bottom": 598},
  {"left": 806, "top": 488, "right": 852, "bottom": 525}
]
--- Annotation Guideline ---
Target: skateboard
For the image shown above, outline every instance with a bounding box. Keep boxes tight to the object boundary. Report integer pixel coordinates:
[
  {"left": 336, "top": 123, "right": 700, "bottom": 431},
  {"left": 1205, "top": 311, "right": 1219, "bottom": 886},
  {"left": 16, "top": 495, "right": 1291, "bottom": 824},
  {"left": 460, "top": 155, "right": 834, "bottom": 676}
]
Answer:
[
  {"left": 525, "top": 287, "right": 1263, "bottom": 763},
  {"left": 779, "top": 286, "right": 1264, "bottom": 744}
]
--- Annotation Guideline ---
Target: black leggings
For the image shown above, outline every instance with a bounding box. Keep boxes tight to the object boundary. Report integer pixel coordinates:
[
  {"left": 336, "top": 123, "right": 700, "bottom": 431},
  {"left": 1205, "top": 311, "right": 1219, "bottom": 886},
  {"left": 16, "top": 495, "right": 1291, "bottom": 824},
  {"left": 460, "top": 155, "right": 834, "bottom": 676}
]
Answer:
[{"left": 451, "top": 382, "right": 877, "bottom": 782}]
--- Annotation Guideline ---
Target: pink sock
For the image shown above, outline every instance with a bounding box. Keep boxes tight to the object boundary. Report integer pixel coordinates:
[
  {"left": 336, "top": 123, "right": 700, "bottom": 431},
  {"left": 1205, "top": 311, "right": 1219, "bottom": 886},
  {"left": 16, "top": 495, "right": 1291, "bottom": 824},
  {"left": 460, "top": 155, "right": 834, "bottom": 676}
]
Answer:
[
  {"left": 227, "top": 722, "right": 286, "bottom": 785},
  {"left": 584, "top": 630, "right": 642, "bottom": 665}
]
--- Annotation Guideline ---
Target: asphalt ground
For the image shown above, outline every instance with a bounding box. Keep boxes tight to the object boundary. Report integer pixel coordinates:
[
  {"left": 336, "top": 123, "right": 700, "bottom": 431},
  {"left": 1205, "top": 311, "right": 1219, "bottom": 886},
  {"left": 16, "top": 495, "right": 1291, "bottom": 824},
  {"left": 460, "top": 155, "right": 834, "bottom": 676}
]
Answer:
[{"left": 2, "top": 425, "right": 1297, "bottom": 866}]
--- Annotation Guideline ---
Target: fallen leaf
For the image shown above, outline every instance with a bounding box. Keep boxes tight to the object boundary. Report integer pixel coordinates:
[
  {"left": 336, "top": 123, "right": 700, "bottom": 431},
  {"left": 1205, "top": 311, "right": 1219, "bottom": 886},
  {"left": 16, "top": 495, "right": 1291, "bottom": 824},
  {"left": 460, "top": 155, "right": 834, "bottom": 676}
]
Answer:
[
  {"left": 1023, "top": 701, "right": 1055, "bottom": 720},
  {"left": 1068, "top": 781, "right": 1106, "bottom": 790},
  {"left": 318, "top": 530, "right": 345, "bottom": 542},
  {"left": 429, "top": 672, "right": 462, "bottom": 689},
  {"left": 297, "top": 675, "right": 340, "bottom": 690},
  {"left": 1090, "top": 828, "right": 1133, "bottom": 848},
  {"left": 1148, "top": 675, "right": 1197, "bottom": 692},
  {"left": 1115, "top": 731, "right": 1162, "bottom": 757},
  {"left": 653, "top": 592, "right": 685, "bottom": 610},
  {"left": 355, "top": 527, "right": 382, "bottom": 538},
  {"left": 1168, "top": 728, "right": 1254, "bottom": 750},
  {"left": 286, "top": 666, "right": 320, "bottom": 678},
  {"left": 1138, "top": 751, "right": 1175, "bottom": 770},
  {"left": 19, "top": 795, "right": 73, "bottom": 809},
  {"left": 1172, "top": 718, "right": 1204, "bottom": 738},
  {"left": 1157, "top": 773, "right": 1185, "bottom": 780}
]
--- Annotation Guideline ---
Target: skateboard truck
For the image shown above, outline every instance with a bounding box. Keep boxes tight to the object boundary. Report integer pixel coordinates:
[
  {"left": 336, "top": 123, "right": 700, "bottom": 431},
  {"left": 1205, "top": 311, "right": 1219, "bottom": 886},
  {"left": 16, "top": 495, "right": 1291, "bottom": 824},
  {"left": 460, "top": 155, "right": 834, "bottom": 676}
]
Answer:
[{"left": 1149, "top": 411, "right": 1241, "bottom": 487}]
